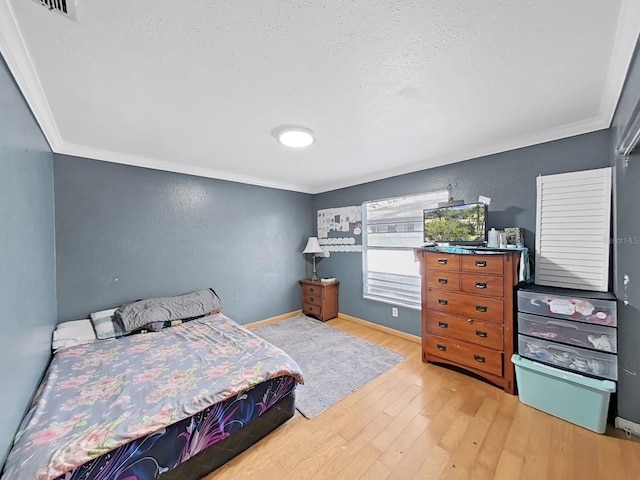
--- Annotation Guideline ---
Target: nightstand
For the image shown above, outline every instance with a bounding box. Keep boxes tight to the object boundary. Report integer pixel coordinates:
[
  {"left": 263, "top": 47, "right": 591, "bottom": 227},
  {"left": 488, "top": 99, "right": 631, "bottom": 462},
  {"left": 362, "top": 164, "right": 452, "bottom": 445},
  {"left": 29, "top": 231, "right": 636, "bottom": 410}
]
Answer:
[{"left": 299, "top": 279, "right": 339, "bottom": 322}]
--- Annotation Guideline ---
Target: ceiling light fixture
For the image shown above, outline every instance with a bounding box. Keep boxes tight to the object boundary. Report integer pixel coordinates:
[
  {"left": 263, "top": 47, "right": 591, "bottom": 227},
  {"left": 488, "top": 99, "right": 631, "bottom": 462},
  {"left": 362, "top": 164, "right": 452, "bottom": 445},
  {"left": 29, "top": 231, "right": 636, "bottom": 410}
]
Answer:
[{"left": 274, "top": 126, "right": 315, "bottom": 148}]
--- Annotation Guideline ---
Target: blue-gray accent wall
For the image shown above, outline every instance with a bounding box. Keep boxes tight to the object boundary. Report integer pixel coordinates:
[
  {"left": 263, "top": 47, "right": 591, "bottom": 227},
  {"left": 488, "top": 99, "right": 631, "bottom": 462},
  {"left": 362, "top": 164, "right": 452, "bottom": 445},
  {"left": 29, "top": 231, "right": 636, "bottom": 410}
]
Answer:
[
  {"left": 0, "top": 56, "right": 57, "bottom": 464},
  {"left": 610, "top": 38, "right": 640, "bottom": 425},
  {"left": 54, "top": 155, "right": 314, "bottom": 324},
  {"left": 313, "top": 130, "right": 611, "bottom": 337}
]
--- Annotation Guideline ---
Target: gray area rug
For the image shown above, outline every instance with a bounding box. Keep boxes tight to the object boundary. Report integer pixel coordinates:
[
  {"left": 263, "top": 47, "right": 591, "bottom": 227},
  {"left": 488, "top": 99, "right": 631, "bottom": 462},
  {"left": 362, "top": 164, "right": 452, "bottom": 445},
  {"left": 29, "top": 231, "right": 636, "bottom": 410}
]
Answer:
[{"left": 252, "top": 313, "right": 405, "bottom": 419}]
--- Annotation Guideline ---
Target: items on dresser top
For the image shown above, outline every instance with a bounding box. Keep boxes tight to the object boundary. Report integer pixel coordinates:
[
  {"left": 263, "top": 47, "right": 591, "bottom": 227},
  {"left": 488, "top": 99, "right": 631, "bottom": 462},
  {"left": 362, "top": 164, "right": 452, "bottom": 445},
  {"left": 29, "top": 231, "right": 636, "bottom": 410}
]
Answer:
[
  {"left": 417, "top": 248, "right": 520, "bottom": 394},
  {"left": 517, "top": 284, "right": 617, "bottom": 381},
  {"left": 299, "top": 278, "right": 339, "bottom": 322}
]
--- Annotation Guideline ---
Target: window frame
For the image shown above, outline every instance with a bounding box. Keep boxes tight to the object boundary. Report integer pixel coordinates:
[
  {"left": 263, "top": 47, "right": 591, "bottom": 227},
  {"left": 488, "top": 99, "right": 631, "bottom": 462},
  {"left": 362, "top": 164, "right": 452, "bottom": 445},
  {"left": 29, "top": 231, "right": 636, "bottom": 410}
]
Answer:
[{"left": 362, "top": 189, "right": 449, "bottom": 310}]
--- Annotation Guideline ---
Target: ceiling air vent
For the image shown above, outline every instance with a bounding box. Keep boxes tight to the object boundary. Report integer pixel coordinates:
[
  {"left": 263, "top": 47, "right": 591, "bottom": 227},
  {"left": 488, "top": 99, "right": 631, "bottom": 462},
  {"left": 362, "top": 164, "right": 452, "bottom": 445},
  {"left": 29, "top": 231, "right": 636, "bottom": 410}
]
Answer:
[{"left": 31, "top": 0, "right": 77, "bottom": 20}]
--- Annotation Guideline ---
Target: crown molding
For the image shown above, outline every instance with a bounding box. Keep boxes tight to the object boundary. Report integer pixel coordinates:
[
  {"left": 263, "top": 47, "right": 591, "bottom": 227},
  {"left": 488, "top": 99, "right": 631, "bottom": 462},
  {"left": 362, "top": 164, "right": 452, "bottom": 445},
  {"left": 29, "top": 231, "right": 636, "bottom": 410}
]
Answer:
[
  {"left": 311, "top": 117, "right": 609, "bottom": 194},
  {"left": 57, "top": 142, "right": 314, "bottom": 193},
  {"left": 0, "top": 0, "right": 62, "bottom": 151},
  {"left": 599, "top": 0, "right": 640, "bottom": 124}
]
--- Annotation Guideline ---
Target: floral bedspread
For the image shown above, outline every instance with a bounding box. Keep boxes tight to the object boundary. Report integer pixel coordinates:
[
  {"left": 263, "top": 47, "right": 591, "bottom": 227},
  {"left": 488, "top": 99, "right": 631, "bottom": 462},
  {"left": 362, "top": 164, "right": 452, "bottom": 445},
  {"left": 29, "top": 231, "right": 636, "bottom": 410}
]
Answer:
[{"left": 1, "top": 313, "right": 303, "bottom": 480}]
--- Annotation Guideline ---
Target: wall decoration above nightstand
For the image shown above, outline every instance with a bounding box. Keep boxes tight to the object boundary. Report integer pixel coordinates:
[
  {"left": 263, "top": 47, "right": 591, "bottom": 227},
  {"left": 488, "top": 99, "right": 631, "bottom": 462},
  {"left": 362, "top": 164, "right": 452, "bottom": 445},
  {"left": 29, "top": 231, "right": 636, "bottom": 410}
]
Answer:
[{"left": 317, "top": 206, "right": 363, "bottom": 257}]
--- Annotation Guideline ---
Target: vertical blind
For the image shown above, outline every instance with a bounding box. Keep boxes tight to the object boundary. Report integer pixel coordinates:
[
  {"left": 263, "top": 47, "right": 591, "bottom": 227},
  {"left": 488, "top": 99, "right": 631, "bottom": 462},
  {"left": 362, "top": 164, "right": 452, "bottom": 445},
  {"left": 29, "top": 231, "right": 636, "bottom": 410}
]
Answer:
[
  {"left": 535, "top": 167, "right": 612, "bottom": 292},
  {"left": 363, "top": 190, "right": 449, "bottom": 309}
]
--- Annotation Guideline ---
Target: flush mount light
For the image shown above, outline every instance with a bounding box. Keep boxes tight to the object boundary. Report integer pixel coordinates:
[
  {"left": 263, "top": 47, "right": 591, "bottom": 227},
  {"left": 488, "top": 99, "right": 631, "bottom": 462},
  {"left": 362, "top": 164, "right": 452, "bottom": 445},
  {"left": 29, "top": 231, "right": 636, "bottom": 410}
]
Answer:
[{"left": 274, "top": 126, "right": 315, "bottom": 148}]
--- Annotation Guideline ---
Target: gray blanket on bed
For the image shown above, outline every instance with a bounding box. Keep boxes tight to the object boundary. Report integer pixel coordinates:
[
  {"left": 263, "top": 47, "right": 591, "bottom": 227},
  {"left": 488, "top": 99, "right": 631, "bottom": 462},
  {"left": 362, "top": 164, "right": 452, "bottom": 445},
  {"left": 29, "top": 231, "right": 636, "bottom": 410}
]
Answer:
[{"left": 117, "top": 288, "right": 223, "bottom": 332}]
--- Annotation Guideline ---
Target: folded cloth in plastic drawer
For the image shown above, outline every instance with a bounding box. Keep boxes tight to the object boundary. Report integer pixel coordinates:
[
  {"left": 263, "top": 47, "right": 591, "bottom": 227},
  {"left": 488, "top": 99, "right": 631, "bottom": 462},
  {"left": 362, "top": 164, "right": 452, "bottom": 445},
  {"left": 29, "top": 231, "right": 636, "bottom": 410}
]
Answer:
[
  {"left": 517, "top": 312, "right": 617, "bottom": 353},
  {"left": 518, "top": 334, "right": 617, "bottom": 380},
  {"left": 517, "top": 287, "right": 616, "bottom": 327}
]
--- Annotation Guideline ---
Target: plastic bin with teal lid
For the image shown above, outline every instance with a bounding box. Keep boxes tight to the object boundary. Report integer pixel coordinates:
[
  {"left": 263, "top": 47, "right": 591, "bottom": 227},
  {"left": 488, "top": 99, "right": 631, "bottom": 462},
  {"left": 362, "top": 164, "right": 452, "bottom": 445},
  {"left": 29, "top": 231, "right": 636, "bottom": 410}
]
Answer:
[{"left": 512, "top": 354, "right": 616, "bottom": 434}]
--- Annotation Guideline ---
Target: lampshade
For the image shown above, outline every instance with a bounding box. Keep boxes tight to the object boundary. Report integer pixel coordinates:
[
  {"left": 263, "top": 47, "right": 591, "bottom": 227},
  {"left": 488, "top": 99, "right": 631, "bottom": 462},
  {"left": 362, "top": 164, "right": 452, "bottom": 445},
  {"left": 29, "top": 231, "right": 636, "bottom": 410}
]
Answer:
[{"left": 302, "top": 237, "right": 324, "bottom": 255}]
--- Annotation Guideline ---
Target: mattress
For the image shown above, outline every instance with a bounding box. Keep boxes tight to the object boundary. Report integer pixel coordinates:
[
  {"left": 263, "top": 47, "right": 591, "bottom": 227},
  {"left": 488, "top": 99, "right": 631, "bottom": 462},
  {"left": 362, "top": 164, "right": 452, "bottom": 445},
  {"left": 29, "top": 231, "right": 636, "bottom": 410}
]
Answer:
[{"left": 1, "top": 313, "right": 303, "bottom": 480}]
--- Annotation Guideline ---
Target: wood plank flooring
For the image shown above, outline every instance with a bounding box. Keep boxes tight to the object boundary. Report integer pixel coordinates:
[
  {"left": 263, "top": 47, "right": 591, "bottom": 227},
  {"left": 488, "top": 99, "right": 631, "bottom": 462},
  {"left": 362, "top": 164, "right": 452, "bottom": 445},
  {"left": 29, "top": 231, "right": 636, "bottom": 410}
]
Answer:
[{"left": 204, "top": 318, "right": 640, "bottom": 480}]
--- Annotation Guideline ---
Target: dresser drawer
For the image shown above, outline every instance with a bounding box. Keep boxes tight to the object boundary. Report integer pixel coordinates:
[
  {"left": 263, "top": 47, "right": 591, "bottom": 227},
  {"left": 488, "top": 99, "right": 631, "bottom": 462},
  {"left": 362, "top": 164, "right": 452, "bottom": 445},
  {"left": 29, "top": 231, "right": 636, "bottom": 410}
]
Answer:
[
  {"left": 303, "top": 303, "right": 323, "bottom": 318},
  {"left": 426, "top": 311, "right": 503, "bottom": 350},
  {"left": 461, "top": 274, "right": 504, "bottom": 298},
  {"left": 426, "top": 272, "right": 460, "bottom": 291},
  {"left": 425, "top": 334, "right": 503, "bottom": 377},
  {"left": 461, "top": 255, "right": 504, "bottom": 275},
  {"left": 426, "top": 289, "right": 504, "bottom": 322},
  {"left": 423, "top": 253, "right": 460, "bottom": 271}
]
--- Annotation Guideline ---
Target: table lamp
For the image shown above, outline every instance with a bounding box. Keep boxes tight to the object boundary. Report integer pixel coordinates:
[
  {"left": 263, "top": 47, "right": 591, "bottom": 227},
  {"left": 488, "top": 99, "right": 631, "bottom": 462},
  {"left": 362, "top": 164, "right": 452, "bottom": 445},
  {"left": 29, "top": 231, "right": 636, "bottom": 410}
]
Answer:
[{"left": 302, "top": 237, "right": 324, "bottom": 280}]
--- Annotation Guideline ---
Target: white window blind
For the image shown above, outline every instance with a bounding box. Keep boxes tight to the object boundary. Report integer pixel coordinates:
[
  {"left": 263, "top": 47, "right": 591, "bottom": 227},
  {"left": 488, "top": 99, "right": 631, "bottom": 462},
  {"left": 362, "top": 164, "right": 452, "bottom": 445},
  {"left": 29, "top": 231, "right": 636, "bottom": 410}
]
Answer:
[
  {"left": 535, "top": 167, "right": 612, "bottom": 292},
  {"left": 363, "top": 190, "right": 449, "bottom": 309}
]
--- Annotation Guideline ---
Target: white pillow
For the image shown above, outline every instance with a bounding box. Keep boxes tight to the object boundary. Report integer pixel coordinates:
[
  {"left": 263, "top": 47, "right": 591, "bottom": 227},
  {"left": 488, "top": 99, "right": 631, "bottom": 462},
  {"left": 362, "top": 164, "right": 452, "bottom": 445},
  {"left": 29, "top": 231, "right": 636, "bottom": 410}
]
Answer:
[{"left": 52, "top": 319, "right": 96, "bottom": 352}]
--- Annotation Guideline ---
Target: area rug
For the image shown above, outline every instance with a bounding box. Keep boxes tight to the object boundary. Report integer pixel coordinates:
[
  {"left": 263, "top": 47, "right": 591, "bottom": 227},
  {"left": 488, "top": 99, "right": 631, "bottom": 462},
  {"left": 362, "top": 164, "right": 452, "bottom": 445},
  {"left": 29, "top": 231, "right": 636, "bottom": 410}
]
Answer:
[{"left": 252, "top": 313, "right": 405, "bottom": 419}]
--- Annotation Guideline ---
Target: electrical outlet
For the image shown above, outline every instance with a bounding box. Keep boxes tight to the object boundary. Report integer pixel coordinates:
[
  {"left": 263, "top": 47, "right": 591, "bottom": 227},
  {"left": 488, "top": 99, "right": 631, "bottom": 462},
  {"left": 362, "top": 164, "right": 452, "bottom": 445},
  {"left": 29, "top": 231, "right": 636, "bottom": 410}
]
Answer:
[{"left": 392, "top": 307, "right": 398, "bottom": 317}]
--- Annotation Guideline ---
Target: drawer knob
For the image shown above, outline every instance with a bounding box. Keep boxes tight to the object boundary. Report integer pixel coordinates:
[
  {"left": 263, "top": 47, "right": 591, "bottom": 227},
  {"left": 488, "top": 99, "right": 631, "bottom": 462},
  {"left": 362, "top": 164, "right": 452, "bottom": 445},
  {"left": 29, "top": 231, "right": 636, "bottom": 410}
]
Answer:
[
  {"left": 468, "top": 318, "right": 474, "bottom": 323},
  {"left": 437, "top": 344, "right": 447, "bottom": 352},
  {"left": 438, "top": 278, "right": 448, "bottom": 284},
  {"left": 438, "top": 321, "right": 448, "bottom": 328},
  {"left": 438, "top": 299, "right": 448, "bottom": 305},
  {"left": 474, "top": 354, "right": 486, "bottom": 363},
  {"left": 475, "top": 260, "right": 487, "bottom": 267},
  {"left": 475, "top": 330, "right": 488, "bottom": 338},
  {"left": 475, "top": 282, "right": 487, "bottom": 289},
  {"left": 475, "top": 305, "right": 487, "bottom": 313},
  {"left": 437, "top": 258, "right": 448, "bottom": 265},
  {"left": 309, "top": 297, "right": 314, "bottom": 302}
]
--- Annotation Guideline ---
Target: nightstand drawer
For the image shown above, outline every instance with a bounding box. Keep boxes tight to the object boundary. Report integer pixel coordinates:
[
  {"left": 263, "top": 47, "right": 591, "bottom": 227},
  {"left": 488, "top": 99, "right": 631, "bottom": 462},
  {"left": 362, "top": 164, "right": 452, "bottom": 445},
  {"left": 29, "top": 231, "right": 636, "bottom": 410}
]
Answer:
[
  {"left": 303, "top": 303, "right": 323, "bottom": 318},
  {"left": 301, "top": 283, "right": 323, "bottom": 297},
  {"left": 425, "top": 311, "right": 503, "bottom": 350},
  {"left": 461, "top": 255, "right": 504, "bottom": 275},
  {"left": 426, "top": 289, "right": 504, "bottom": 322},
  {"left": 461, "top": 274, "right": 504, "bottom": 298},
  {"left": 303, "top": 294, "right": 323, "bottom": 306},
  {"left": 425, "top": 334, "right": 503, "bottom": 377}
]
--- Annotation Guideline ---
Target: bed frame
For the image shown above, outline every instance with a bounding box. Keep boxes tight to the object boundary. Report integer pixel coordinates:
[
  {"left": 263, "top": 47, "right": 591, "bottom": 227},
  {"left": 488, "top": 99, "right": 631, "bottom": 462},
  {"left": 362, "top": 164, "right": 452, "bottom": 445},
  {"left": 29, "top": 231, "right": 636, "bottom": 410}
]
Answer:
[{"left": 159, "top": 390, "right": 296, "bottom": 479}]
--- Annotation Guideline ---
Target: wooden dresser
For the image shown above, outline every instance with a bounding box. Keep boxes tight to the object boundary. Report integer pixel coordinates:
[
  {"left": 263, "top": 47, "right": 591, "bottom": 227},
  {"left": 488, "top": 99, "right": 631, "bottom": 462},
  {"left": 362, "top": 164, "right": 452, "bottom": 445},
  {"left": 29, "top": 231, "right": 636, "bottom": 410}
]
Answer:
[
  {"left": 299, "top": 279, "right": 339, "bottom": 322},
  {"left": 416, "top": 249, "right": 520, "bottom": 394}
]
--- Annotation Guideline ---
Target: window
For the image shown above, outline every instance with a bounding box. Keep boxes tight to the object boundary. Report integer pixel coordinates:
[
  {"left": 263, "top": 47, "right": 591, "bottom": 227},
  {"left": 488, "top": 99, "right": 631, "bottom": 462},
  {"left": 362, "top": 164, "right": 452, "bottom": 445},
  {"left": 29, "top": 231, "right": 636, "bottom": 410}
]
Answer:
[{"left": 363, "top": 190, "right": 449, "bottom": 309}]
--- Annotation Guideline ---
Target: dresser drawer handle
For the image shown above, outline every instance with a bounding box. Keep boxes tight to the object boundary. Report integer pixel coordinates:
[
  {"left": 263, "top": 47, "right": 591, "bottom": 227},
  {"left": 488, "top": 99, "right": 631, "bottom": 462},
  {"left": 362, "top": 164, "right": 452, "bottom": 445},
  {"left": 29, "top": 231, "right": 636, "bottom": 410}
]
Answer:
[
  {"left": 437, "top": 344, "right": 447, "bottom": 352},
  {"left": 309, "top": 287, "right": 316, "bottom": 293},
  {"left": 309, "top": 297, "right": 314, "bottom": 302},
  {"left": 438, "top": 278, "right": 448, "bottom": 284},
  {"left": 474, "top": 354, "right": 486, "bottom": 363},
  {"left": 475, "top": 282, "right": 487, "bottom": 289},
  {"left": 438, "top": 321, "right": 448, "bottom": 328},
  {"left": 437, "top": 258, "right": 448, "bottom": 265},
  {"left": 438, "top": 299, "right": 448, "bottom": 305},
  {"left": 475, "top": 260, "right": 487, "bottom": 267},
  {"left": 475, "top": 305, "right": 487, "bottom": 313},
  {"left": 475, "top": 330, "right": 488, "bottom": 338}
]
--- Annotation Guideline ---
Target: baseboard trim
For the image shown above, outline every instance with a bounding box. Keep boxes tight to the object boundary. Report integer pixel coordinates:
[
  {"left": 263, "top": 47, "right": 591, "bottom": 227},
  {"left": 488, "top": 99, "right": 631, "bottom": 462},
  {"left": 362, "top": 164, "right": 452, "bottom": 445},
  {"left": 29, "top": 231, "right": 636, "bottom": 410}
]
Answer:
[
  {"left": 245, "top": 310, "right": 301, "bottom": 329},
  {"left": 337, "top": 313, "right": 421, "bottom": 344},
  {"left": 615, "top": 417, "right": 640, "bottom": 438}
]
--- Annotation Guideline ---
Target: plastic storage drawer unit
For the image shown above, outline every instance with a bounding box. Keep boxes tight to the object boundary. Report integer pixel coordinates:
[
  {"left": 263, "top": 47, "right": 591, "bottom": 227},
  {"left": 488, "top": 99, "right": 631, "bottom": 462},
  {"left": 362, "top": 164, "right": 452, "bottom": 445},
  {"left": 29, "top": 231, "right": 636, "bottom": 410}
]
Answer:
[
  {"left": 517, "top": 312, "right": 617, "bottom": 353},
  {"left": 512, "top": 354, "right": 616, "bottom": 433},
  {"left": 518, "top": 335, "right": 618, "bottom": 380},
  {"left": 517, "top": 289, "right": 617, "bottom": 326}
]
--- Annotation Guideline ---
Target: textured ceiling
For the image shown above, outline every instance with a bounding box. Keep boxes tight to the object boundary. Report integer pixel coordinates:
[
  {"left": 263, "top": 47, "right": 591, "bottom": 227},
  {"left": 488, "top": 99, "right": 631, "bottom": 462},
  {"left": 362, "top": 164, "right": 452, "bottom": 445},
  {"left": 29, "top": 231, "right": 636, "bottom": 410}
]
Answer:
[{"left": 1, "top": 1, "right": 639, "bottom": 193}]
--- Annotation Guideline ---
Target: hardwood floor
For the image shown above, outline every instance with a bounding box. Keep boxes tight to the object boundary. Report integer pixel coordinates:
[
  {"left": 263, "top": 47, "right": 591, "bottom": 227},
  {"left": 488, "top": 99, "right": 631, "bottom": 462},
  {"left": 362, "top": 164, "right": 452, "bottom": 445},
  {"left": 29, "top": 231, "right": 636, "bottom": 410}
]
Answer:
[{"left": 204, "top": 318, "right": 640, "bottom": 480}]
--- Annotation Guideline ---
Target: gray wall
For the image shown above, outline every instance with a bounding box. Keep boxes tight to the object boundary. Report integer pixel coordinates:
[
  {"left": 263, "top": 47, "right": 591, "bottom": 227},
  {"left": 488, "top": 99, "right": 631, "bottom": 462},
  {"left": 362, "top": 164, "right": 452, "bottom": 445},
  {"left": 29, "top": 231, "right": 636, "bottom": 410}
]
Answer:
[
  {"left": 0, "top": 57, "right": 57, "bottom": 464},
  {"left": 54, "top": 155, "right": 314, "bottom": 324},
  {"left": 313, "top": 130, "right": 611, "bottom": 336},
  {"left": 610, "top": 38, "right": 640, "bottom": 425}
]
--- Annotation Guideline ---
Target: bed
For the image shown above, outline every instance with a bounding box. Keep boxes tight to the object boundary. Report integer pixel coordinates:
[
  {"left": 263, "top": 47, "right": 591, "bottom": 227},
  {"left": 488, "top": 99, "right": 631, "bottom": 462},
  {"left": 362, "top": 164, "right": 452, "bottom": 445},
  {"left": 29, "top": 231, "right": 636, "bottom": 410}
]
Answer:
[{"left": 1, "top": 309, "right": 303, "bottom": 480}]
